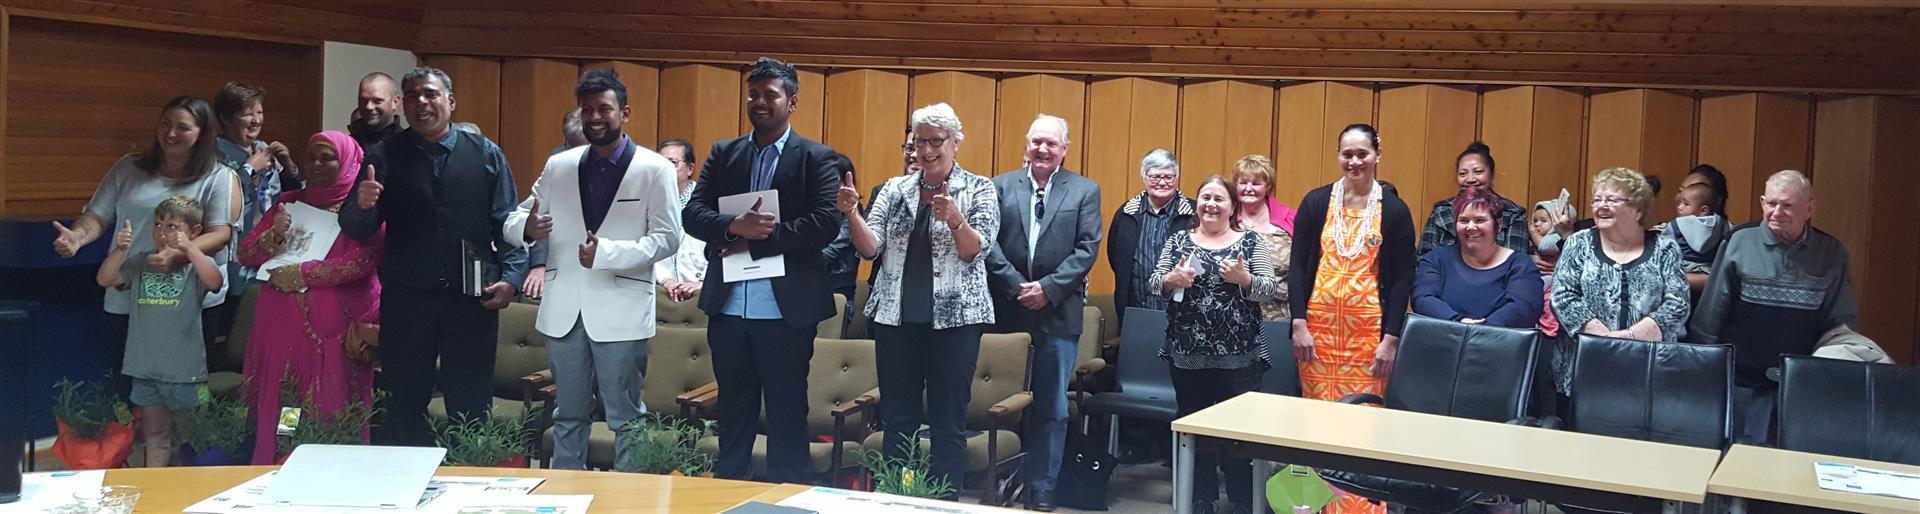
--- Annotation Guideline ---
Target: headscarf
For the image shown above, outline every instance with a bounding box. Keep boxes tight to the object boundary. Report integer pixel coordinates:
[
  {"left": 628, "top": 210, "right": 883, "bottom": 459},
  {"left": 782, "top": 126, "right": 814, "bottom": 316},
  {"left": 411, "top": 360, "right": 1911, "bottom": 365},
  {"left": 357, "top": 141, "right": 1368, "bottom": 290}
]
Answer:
[{"left": 302, "top": 130, "right": 363, "bottom": 207}]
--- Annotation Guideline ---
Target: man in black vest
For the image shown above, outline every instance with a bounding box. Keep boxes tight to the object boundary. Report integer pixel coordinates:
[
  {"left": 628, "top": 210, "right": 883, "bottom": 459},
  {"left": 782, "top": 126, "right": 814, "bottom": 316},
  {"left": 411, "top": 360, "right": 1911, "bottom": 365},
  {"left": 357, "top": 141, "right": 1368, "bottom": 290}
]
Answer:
[
  {"left": 682, "top": 57, "right": 841, "bottom": 484},
  {"left": 341, "top": 66, "right": 518, "bottom": 446}
]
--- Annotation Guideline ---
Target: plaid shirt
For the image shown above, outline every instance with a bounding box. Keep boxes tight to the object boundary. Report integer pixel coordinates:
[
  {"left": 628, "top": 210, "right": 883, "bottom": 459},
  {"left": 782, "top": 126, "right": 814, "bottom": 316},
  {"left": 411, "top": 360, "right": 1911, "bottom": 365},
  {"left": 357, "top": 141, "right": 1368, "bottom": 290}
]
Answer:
[{"left": 1418, "top": 197, "right": 1531, "bottom": 256}]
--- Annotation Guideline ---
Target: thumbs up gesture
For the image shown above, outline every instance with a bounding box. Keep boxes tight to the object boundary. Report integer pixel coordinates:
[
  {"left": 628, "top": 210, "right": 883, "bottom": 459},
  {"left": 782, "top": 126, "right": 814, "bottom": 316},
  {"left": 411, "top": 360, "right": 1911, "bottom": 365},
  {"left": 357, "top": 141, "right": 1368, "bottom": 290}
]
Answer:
[
  {"left": 1220, "top": 255, "right": 1252, "bottom": 288},
  {"left": 524, "top": 197, "right": 553, "bottom": 241},
  {"left": 113, "top": 220, "right": 135, "bottom": 251},
  {"left": 578, "top": 231, "right": 597, "bottom": 269},
  {"left": 729, "top": 196, "right": 776, "bottom": 240},
  {"left": 51, "top": 221, "right": 84, "bottom": 258},
  {"left": 355, "top": 165, "right": 383, "bottom": 209},
  {"left": 835, "top": 172, "right": 860, "bottom": 214},
  {"left": 1164, "top": 255, "right": 1197, "bottom": 289}
]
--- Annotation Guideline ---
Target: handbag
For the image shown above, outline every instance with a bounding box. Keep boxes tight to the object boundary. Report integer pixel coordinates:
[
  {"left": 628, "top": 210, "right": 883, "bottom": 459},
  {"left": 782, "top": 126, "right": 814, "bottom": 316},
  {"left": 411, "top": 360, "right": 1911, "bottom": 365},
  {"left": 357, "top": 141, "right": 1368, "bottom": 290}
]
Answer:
[
  {"left": 1053, "top": 442, "right": 1117, "bottom": 510},
  {"left": 345, "top": 322, "right": 380, "bottom": 364}
]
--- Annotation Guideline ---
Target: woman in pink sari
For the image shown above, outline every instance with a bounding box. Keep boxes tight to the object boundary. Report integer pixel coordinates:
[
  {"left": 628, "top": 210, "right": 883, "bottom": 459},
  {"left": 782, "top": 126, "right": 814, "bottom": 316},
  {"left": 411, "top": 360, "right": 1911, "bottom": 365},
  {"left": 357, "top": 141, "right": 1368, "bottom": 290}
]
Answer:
[{"left": 236, "top": 130, "right": 382, "bottom": 464}]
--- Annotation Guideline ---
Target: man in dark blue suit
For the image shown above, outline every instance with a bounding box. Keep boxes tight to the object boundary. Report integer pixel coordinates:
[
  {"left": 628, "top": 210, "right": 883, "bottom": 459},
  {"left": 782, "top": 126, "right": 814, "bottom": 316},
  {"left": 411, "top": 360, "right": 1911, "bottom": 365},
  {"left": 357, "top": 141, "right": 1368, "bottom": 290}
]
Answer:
[{"left": 681, "top": 57, "right": 842, "bottom": 484}]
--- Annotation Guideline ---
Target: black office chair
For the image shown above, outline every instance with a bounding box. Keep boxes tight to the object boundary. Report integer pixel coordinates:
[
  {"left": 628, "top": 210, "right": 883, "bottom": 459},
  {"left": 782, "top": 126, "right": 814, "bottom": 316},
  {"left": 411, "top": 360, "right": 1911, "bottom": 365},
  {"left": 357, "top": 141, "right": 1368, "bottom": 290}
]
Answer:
[
  {"left": 1318, "top": 315, "right": 1541, "bottom": 514},
  {"left": 1546, "top": 334, "right": 1733, "bottom": 514},
  {"left": 1083, "top": 307, "right": 1178, "bottom": 457},
  {"left": 1777, "top": 355, "right": 1920, "bottom": 466},
  {"left": 1259, "top": 320, "right": 1300, "bottom": 397}
]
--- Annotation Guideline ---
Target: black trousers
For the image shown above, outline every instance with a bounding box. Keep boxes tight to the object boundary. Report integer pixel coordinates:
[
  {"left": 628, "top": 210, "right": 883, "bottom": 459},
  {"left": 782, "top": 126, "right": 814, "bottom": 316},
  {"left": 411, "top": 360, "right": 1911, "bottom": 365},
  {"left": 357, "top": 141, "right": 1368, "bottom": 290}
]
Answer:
[
  {"left": 374, "top": 286, "right": 498, "bottom": 446},
  {"left": 1170, "top": 364, "right": 1262, "bottom": 506},
  {"left": 709, "top": 315, "right": 815, "bottom": 484},
  {"left": 873, "top": 322, "right": 982, "bottom": 494}
]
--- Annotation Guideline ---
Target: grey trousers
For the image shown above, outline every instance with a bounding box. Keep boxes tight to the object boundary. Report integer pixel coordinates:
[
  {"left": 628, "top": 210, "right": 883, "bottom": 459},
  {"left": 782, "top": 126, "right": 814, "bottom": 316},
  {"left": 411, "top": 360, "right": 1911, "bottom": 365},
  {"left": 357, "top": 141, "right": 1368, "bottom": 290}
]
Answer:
[{"left": 547, "top": 317, "right": 648, "bottom": 470}]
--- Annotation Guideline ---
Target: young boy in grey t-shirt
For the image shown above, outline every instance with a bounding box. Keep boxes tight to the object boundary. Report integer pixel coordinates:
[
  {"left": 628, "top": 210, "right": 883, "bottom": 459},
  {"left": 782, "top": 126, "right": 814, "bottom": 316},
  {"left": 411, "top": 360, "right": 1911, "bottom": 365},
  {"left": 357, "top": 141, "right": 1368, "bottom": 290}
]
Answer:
[{"left": 96, "top": 194, "right": 224, "bottom": 467}]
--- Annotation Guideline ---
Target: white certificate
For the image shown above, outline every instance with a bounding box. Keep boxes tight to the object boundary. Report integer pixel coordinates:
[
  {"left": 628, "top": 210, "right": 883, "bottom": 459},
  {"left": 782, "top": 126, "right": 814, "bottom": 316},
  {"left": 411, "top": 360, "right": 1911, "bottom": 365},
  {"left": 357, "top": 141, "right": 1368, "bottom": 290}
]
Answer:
[
  {"left": 253, "top": 202, "right": 342, "bottom": 291},
  {"left": 718, "top": 190, "right": 786, "bottom": 283}
]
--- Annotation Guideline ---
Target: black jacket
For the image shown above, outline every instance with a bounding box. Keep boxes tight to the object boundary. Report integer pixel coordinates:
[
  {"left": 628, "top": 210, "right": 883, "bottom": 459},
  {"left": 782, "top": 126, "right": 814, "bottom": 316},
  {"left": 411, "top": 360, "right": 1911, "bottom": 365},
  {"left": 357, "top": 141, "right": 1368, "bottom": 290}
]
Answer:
[
  {"left": 681, "top": 132, "right": 843, "bottom": 328},
  {"left": 1105, "top": 193, "right": 1194, "bottom": 329},
  {"left": 1289, "top": 183, "right": 1417, "bottom": 337}
]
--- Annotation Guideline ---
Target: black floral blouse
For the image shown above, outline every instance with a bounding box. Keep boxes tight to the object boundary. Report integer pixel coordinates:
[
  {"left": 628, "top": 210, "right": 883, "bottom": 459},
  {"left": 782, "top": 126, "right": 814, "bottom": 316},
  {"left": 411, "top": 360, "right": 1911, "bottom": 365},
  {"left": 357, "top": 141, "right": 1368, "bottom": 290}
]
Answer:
[{"left": 1148, "top": 230, "right": 1281, "bottom": 370}]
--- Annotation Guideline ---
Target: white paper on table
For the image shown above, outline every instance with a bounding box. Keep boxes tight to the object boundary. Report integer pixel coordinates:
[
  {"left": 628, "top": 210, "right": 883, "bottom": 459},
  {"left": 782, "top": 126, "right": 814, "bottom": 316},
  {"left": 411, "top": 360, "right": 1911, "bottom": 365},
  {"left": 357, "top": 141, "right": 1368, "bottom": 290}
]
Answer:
[
  {"left": 0, "top": 470, "right": 105, "bottom": 513},
  {"left": 426, "top": 493, "right": 592, "bottom": 514},
  {"left": 184, "top": 471, "right": 545, "bottom": 514},
  {"left": 1814, "top": 461, "right": 1920, "bottom": 501},
  {"left": 252, "top": 202, "right": 342, "bottom": 292},
  {"left": 775, "top": 486, "right": 1012, "bottom": 514},
  {"left": 718, "top": 190, "right": 786, "bottom": 283}
]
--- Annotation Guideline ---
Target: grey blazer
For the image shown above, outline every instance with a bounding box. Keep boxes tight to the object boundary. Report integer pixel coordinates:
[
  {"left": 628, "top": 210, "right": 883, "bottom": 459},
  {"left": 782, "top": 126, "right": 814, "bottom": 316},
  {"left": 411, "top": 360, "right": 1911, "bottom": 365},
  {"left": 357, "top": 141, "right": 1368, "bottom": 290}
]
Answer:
[{"left": 985, "top": 167, "right": 1103, "bottom": 337}]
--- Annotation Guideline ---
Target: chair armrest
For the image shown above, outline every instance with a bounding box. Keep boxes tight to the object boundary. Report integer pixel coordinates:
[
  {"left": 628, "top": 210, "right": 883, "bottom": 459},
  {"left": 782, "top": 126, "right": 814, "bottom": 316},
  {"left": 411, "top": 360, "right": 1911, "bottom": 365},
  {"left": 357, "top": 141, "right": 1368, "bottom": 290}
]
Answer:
[
  {"left": 1074, "top": 358, "right": 1108, "bottom": 378},
  {"left": 676, "top": 381, "right": 719, "bottom": 407},
  {"left": 521, "top": 370, "right": 553, "bottom": 389},
  {"left": 987, "top": 391, "right": 1034, "bottom": 421},
  {"left": 537, "top": 383, "right": 557, "bottom": 401},
  {"left": 1336, "top": 393, "right": 1385, "bottom": 406},
  {"left": 1100, "top": 337, "right": 1120, "bottom": 362},
  {"left": 833, "top": 387, "right": 882, "bottom": 419}
]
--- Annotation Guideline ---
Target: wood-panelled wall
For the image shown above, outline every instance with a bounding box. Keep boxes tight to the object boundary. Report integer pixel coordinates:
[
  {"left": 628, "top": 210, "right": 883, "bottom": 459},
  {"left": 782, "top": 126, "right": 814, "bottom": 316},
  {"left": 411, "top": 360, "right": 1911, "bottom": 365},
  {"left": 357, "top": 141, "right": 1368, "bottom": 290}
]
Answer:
[
  {"left": 2, "top": 16, "right": 321, "bottom": 217},
  {"left": 415, "top": 56, "right": 1918, "bottom": 362}
]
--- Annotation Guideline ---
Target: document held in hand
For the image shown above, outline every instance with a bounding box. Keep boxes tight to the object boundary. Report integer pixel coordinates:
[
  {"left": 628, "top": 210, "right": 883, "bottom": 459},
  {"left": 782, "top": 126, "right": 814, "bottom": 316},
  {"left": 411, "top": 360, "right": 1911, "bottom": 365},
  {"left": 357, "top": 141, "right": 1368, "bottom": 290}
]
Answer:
[
  {"left": 719, "top": 190, "right": 786, "bottom": 283},
  {"left": 253, "top": 202, "right": 341, "bottom": 291}
]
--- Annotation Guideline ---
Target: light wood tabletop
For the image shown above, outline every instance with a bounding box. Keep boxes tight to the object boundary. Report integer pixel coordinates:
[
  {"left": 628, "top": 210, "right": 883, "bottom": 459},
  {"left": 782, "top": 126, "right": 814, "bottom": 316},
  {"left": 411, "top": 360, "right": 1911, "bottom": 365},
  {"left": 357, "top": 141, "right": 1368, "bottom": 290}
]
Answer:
[
  {"left": 1171, "top": 392, "right": 1722, "bottom": 503},
  {"left": 102, "top": 465, "right": 812, "bottom": 513},
  {"left": 1708, "top": 445, "right": 1920, "bottom": 513}
]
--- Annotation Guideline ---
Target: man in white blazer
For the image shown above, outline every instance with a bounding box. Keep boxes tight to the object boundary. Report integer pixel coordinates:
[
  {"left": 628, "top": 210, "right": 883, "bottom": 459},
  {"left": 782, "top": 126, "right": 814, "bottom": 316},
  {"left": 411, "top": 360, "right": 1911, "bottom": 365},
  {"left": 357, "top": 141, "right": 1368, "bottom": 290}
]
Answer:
[{"left": 504, "top": 69, "right": 681, "bottom": 470}]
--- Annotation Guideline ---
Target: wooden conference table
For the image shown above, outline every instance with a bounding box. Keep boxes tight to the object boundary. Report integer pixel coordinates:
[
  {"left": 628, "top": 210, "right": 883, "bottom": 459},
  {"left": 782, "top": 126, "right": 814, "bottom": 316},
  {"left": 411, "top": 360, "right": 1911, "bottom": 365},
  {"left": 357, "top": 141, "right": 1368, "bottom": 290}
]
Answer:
[
  {"left": 104, "top": 466, "right": 813, "bottom": 513},
  {"left": 1171, "top": 392, "right": 1723, "bottom": 514},
  {"left": 1709, "top": 444, "right": 1920, "bottom": 513}
]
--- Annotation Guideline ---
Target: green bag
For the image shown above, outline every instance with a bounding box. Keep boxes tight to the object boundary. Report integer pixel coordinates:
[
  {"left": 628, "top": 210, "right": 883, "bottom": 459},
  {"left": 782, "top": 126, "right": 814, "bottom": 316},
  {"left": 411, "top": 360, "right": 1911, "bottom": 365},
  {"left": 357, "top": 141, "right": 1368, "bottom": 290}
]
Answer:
[{"left": 1265, "top": 464, "right": 1335, "bottom": 514}]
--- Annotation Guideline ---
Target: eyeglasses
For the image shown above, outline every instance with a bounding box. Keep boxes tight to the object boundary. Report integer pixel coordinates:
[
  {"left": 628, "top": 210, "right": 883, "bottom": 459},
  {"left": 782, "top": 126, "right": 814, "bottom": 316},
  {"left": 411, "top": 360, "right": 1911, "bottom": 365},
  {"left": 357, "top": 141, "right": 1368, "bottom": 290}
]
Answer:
[
  {"left": 1591, "top": 196, "right": 1630, "bottom": 206},
  {"left": 911, "top": 137, "right": 949, "bottom": 149},
  {"left": 1145, "top": 174, "right": 1178, "bottom": 185},
  {"left": 665, "top": 157, "right": 689, "bottom": 167}
]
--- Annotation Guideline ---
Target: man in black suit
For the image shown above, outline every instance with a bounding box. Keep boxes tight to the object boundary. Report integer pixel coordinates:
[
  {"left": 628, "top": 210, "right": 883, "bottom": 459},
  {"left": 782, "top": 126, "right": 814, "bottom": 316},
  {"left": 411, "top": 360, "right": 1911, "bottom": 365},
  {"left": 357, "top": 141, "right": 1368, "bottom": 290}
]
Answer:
[
  {"left": 681, "top": 57, "right": 842, "bottom": 484},
  {"left": 985, "top": 115, "right": 1102, "bottom": 511},
  {"left": 341, "top": 66, "right": 518, "bottom": 445}
]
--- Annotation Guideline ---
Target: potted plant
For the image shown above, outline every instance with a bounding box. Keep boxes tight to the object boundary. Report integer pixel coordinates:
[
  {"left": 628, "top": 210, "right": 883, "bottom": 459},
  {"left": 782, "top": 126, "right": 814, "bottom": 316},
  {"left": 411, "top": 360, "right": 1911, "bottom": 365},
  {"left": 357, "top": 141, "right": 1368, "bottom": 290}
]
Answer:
[
  {"left": 433, "top": 411, "right": 534, "bottom": 468},
  {"left": 176, "top": 396, "right": 252, "bottom": 466},
  {"left": 49, "top": 377, "right": 135, "bottom": 469},
  {"left": 856, "top": 429, "right": 955, "bottom": 500},
  {"left": 274, "top": 388, "right": 384, "bottom": 463},
  {"left": 615, "top": 413, "right": 713, "bottom": 476}
]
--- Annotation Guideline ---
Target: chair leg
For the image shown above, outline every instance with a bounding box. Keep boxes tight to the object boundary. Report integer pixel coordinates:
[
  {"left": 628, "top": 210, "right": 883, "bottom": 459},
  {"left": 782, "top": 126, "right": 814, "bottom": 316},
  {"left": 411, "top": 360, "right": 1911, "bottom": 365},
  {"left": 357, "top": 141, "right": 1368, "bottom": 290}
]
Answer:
[
  {"left": 1106, "top": 414, "right": 1120, "bottom": 457},
  {"left": 1251, "top": 459, "right": 1271, "bottom": 514}
]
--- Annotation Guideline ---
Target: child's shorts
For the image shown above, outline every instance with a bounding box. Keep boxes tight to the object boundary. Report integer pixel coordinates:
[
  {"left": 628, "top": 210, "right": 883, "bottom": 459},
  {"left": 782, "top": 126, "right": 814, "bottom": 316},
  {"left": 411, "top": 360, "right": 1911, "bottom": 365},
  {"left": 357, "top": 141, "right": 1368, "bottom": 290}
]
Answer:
[{"left": 131, "top": 379, "right": 209, "bottom": 410}]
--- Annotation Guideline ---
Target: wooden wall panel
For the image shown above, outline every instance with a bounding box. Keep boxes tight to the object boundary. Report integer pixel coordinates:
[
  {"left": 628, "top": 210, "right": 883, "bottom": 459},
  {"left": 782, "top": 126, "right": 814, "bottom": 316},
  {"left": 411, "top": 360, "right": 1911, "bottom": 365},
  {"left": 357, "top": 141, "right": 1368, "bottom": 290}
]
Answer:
[
  {"left": 822, "top": 69, "right": 909, "bottom": 205},
  {"left": 581, "top": 60, "right": 660, "bottom": 150},
  {"left": 498, "top": 58, "right": 579, "bottom": 198},
  {"left": 909, "top": 71, "right": 997, "bottom": 175},
  {"left": 1273, "top": 82, "right": 1376, "bottom": 208},
  {"left": 1478, "top": 87, "right": 1534, "bottom": 204},
  {"left": 1812, "top": 97, "right": 1920, "bottom": 363},
  {"left": 996, "top": 74, "right": 1086, "bottom": 175},
  {"left": 659, "top": 64, "right": 741, "bottom": 170},
  {"left": 7, "top": 0, "right": 420, "bottom": 49},
  {"left": 1586, "top": 89, "right": 1696, "bottom": 222},
  {"left": 1176, "top": 79, "right": 1276, "bottom": 193},
  {"left": 1084, "top": 77, "right": 1179, "bottom": 295},
  {"left": 1697, "top": 93, "right": 1811, "bottom": 224},
  {"left": 1377, "top": 85, "right": 1478, "bottom": 233},
  {"left": 1528, "top": 87, "right": 1589, "bottom": 212},
  {"left": 736, "top": 68, "right": 824, "bottom": 145},
  {"left": 422, "top": 55, "right": 501, "bottom": 141},
  {"left": 1, "top": 7, "right": 11, "bottom": 216},
  {"left": 4, "top": 17, "right": 320, "bottom": 217}
]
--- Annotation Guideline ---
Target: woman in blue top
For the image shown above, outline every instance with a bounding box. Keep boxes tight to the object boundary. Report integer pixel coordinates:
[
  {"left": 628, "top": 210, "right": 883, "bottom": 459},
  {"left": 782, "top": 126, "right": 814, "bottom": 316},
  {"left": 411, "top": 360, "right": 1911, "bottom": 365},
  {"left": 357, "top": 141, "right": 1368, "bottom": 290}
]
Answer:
[{"left": 1412, "top": 187, "right": 1544, "bottom": 328}]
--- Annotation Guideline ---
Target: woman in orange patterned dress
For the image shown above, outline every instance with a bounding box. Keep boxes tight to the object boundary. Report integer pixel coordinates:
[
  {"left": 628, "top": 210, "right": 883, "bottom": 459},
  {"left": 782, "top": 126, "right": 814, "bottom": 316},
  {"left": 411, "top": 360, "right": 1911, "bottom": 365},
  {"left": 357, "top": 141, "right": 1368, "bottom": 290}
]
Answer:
[{"left": 1286, "top": 124, "right": 1417, "bottom": 514}]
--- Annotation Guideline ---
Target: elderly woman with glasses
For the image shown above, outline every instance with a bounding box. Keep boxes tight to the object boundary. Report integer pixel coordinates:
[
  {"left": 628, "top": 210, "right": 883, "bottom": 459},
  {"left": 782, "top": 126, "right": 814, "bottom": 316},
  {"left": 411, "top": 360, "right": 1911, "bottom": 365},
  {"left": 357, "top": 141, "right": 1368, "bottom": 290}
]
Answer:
[
  {"left": 841, "top": 103, "right": 999, "bottom": 498},
  {"left": 1548, "top": 167, "right": 1690, "bottom": 395}
]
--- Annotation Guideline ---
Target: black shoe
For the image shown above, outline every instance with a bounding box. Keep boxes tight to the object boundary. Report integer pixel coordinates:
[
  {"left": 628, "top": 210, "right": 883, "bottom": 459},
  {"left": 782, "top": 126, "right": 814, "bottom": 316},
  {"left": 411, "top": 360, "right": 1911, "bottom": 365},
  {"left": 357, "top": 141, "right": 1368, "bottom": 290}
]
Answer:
[
  {"left": 1192, "top": 500, "right": 1219, "bottom": 514},
  {"left": 1027, "top": 490, "right": 1056, "bottom": 512}
]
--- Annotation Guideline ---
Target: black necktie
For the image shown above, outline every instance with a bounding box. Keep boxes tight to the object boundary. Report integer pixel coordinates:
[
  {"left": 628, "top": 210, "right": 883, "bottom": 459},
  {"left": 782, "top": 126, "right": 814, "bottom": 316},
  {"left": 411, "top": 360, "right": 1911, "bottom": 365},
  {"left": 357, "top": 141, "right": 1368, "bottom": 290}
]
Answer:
[{"left": 1034, "top": 188, "right": 1047, "bottom": 222}]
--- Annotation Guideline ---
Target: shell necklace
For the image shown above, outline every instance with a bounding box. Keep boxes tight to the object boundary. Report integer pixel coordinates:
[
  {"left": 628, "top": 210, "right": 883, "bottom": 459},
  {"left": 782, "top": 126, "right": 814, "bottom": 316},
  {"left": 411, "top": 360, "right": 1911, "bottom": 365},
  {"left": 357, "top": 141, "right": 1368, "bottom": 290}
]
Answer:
[{"left": 1329, "top": 178, "right": 1382, "bottom": 258}]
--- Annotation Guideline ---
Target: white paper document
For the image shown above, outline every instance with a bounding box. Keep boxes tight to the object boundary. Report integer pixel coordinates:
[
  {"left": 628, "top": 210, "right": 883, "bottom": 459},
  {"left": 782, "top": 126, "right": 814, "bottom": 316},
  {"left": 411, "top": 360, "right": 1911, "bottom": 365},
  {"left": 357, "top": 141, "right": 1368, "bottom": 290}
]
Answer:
[
  {"left": 1814, "top": 461, "right": 1920, "bottom": 501},
  {"left": 0, "top": 470, "right": 105, "bottom": 513},
  {"left": 718, "top": 190, "right": 786, "bottom": 283},
  {"left": 776, "top": 487, "right": 1011, "bottom": 514},
  {"left": 253, "top": 202, "right": 342, "bottom": 291},
  {"left": 184, "top": 471, "right": 546, "bottom": 514}
]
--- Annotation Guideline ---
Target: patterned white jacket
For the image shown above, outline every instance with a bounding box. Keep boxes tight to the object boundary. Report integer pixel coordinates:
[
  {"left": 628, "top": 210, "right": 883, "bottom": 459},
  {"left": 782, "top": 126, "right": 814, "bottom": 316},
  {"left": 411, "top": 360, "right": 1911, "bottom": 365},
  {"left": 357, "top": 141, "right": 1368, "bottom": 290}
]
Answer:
[{"left": 861, "top": 165, "right": 1000, "bottom": 330}]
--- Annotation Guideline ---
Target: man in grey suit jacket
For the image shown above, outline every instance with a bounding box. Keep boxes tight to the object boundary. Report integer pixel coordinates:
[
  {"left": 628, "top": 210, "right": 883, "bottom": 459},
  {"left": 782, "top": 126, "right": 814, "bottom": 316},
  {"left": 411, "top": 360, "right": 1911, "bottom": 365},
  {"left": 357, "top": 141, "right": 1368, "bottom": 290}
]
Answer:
[{"left": 985, "top": 114, "right": 1102, "bottom": 512}]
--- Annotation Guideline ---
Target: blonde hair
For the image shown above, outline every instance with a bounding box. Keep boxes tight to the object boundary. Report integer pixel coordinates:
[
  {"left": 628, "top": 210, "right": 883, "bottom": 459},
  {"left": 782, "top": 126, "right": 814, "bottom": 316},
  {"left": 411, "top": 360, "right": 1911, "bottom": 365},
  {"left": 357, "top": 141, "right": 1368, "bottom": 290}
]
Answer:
[
  {"left": 154, "top": 194, "right": 205, "bottom": 226},
  {"left": 1231, "top": 155, "right": 1276, "bottom": 199},
  {"left": 1592, "top": 167, "right": 1654, "bottom": 223}
]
